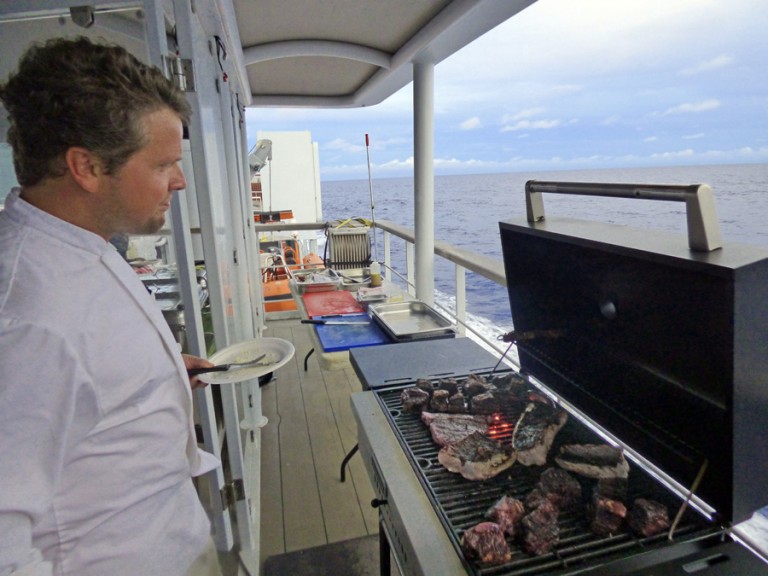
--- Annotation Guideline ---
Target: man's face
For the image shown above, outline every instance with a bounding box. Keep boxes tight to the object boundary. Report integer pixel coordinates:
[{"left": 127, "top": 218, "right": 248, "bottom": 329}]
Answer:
[{"left": 100, "top": 107, "right": 186, "bottom": 236}]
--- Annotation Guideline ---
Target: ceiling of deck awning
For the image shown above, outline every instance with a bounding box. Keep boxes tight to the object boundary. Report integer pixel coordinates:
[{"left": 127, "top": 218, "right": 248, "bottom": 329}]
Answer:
[
  {"left": 230, "top": 0, "right": 538, "bottom": 108},
  {"left": 0, "top": 0, "right": 538, "bottom": 109}
]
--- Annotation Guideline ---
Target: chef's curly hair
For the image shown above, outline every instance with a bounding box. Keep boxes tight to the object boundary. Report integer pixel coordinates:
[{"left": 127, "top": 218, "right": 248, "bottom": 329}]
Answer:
[{"left": 0, "top": 36, "right": 191, "bottom": 187}]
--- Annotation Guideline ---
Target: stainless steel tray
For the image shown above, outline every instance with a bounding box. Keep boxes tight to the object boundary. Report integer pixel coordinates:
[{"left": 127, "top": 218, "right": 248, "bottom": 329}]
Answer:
[
  {"left": 337, "top": 267, "right": 371, "bottom": 291},
  {"left": 290, "top": 268, "right": 342, "bottom": 293},
  {"left": 369, "top": 301, "right": 455, "bottom": 340}
]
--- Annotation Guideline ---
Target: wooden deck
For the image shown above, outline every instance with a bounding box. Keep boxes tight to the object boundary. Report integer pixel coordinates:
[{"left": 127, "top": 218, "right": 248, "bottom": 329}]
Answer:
[{"left": 257, "top": 317, "right": 379, "bottom": 570}]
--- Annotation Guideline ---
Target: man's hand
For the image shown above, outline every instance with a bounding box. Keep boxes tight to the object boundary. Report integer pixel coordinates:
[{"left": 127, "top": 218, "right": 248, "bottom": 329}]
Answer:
[{"left": 182, "top": 354, "right": 214, "bottom": 390}]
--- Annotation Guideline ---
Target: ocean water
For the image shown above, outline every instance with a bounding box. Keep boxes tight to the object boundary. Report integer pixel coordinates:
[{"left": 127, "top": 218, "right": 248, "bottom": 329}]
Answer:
[{"left": 320, "top": 163, "right": 767, "bottom": 334}]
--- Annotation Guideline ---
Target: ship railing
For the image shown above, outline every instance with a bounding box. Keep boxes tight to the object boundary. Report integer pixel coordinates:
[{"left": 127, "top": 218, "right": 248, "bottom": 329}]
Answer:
[
  {"left": 373, "top": 219, "right": 511, "bottom": 360},
  {"left": 253, "top": 219, "right": 512, "bottom": 360}
]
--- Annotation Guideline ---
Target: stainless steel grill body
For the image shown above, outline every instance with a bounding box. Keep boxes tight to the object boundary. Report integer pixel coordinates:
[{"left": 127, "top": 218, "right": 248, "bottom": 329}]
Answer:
[
  {"left": 352, "top": 182, "right": 768, "bottom": 575},
  {"left": 354, "top": 382, "right": 724, "bottom": 576}
]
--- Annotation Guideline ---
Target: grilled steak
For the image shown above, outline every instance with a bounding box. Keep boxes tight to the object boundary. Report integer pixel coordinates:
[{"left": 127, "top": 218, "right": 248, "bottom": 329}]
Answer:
[
  {"left": 589, "top": 492, "right": 627, "bottom": 536},
  {"left": 492, "top": 372, "right": 528, "bottom": 394},
  {"left": 555, "top": 443, "right": 630, "bottom": 479},
  {"left": 485, "top": 496, "right": 526, "bottom": 538},
  {"left": 524, "top": 488, "right": 551, "bottom": 511},
  {"left": 470, "top": 390, "right": 505, "bottom": 414},
  {"left": 437, "top": 377, "right": 460, "bottom": 395},
  {"left": 460, "top": 522, "right": 512, "bottom": 566},
  {"left": 438, "top": 431, "right": 516, "bottom": 481},
  {"left": 420, "top": 412, "right": 490, "bottom": 447},
  {"left": 536, "top": 467, "right": 582, "bottom": 509},
  {"left": 588, "top": 477, "right": 628, "bottom": 536},
  {"left": 628, "top": 498, "right": 670, "bottom": 537},
  {"left": 596, "top": 477, "right": 628, "bottom": 502},
  {"left": 430, "top": 388, "right": 467, "bottom": 413},
  {"left": 521, "top": 500, "right": 560, "bottom": 556},
  {"left": 400, "top": 386, "right": 430, "bottom": 413},
  {"left": 512, "top": 406, "right": 568, "bottom": 466},
  {"left": 464, "top": 373, "right": 494, "bottom": 397},
  {"left": 415, "top": 378, "right": 434, "bottom": 393}
]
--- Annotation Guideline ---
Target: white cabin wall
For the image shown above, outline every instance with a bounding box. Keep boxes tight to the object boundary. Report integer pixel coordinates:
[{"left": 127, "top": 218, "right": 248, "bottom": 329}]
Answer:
[{"left": 256, "top": 130, "right": 323, "bottom": 243}]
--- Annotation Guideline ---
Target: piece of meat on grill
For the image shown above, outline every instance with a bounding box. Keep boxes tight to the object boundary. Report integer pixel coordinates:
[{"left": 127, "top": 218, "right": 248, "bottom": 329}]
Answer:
[
  {"left": 521, "top": 500, "right": 560, "bottom": 556},
  {"left": 437, "top": 377, "right": 460, "bottom": 395},
  {"left": 524, "top": 488, "right": 551, "bottom": 511},
  {"left": 588, "top": 477, "right": 629, "bottom": 536},
  {"left": 491, "top": 372, "right": 528, "bottom": 394},
  {"left": 628, "top": 498, "right": 670, "bottom": 537},
  {"left": 536, "top": 467, "right": 582, "bottom": 509},
  {"left": 512, "top": 405, "right": 568, "bottom": 466},
  {"left": 415, "top": 378, "right": 434, "bottom": 394},
  {"left": 460, "top": 522, "right": 512, "bottom": 566},
  {"left": 400, "top": 386, "right": 430, "bottom": 413},
  {"left": 430, "top": 388, "right": 467, "bottom": 413},
  {"left": 596, "top": 477, "right": 628, "bottom": 503},
  {"left": 464, "top": 373, "right": 494, "bottom": 397},
  {"left": 589, "top": 492, "right": 628, "bottom": 536},
  {"left": 555, "top": 443, "right": 630, "bottom": 479},
  {"left": 420, "top": 412, "right": 490, "bottom": 447},
  {"left": 485, "top": 496, "right": 526, "bottom": 538},
  {"left": 437, "top": 431, "right": 516, "bottom": 481},
  {"left": 470, "top": 390, "right": 505, "bottom": 414}
]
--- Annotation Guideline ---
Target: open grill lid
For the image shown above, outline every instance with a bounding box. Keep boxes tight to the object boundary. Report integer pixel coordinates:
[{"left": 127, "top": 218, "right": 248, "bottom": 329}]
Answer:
[{"left": 498, "top": 181, "right": 768, "bottom": 525}]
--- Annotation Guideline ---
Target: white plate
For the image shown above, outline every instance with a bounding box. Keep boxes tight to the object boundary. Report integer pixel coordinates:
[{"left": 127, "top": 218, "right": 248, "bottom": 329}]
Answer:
[{"left": 198, "top": 337, "right": 295, "bottom": 384}]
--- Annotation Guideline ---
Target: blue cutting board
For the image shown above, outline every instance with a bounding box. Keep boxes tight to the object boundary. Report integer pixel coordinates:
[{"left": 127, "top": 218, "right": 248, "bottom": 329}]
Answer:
[{"left": 313, "top": 314, "right": 391, "bottom": 352}]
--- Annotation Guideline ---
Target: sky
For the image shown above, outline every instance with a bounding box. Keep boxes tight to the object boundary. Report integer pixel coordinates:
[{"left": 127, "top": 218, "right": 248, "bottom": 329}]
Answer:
[{"left": 244, "top": 0, "right": 768, "bottom": 181}]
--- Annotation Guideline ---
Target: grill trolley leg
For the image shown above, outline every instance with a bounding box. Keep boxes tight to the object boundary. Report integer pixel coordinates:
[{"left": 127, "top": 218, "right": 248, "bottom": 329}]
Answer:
[
  {"left": 339, "top": 443, "right": 359, "bottom": 482},
  {"left": 379, "top": 519, "right": 391, "bottom": 576}
]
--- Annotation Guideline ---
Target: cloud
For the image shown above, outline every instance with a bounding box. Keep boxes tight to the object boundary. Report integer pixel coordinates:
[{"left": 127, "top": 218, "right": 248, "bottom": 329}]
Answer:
[
  {"left": 680, "top": 54, "right": 733, "bottom": 76},
  {"left": 323, "top": 138, "right": 364, "bottom": 153},
  {"left": 501, "top": 119, "right": 562, "bottom": 132},
  {"left": 499, "top": 108, "right": 567, "bottom": 132},
  {"left": 245, "top": 0, "right": 767, "bottom": 180},
  {"left": 318, "top": 145, "right": 768, "bottom": 179},
  {"left": 501, "top": 108, "right": 546, "bottom": 123},
  {"left": 650, "top": 148, "right": 695, "bottom": 159},
  {"left": 662, "top": 99, "right": 721, "bottom": 115},
  {"left": 459, "top": 116, "right": 482, "bottom": 131}
]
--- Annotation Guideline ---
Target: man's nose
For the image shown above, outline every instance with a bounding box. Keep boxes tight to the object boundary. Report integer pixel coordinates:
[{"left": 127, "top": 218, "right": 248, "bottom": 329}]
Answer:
[{"left": 172, "top": 163, "right": 187, "bottom": 191}]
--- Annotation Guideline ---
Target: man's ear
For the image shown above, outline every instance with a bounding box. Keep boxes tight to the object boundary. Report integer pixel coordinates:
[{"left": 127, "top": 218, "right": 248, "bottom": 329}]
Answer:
[{"left": 65, "top": 147, "right": 105, "bottom": 194}]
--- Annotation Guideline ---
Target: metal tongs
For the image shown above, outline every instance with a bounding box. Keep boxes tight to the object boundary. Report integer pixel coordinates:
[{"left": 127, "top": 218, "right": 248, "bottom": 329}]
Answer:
[
  {"left": 490, "top": 329, "right": 566, "bottom": 376},
  {"left": 187, "top": 353, "right": 267, "bottom": 377}
]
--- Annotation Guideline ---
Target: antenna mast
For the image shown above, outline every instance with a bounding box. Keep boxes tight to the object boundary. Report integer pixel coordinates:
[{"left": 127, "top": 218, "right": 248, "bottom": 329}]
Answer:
[{"left": 365, "top": 133, "right": 378, "bottom": 262}]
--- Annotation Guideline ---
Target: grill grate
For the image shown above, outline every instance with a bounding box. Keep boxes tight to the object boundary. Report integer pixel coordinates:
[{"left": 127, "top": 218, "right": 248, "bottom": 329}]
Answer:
[{"left": 375, "top": 380, "right": 718, "bottom": 576}]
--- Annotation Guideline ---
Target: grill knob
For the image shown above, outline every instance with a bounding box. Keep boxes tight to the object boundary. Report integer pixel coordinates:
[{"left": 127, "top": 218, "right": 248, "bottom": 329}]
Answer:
[{"left": 371, "top": 498, "right": 388, "bottom": 508}]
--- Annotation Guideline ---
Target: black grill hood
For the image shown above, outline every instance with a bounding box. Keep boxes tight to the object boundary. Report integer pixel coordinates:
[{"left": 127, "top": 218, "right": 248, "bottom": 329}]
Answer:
[{"left": 499, "top": 213, "right": 768, "bottom": 525}]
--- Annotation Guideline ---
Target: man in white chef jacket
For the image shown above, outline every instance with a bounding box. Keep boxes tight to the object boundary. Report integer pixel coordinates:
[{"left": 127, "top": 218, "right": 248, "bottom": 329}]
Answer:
[{"left": 0, "top": 37, "right": 222, "bottom": 575}]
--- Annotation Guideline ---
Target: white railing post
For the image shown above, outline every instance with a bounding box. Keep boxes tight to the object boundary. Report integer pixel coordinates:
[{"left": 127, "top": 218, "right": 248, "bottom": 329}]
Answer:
[
  {"left": 406, "top": 242, "right": 415, "bottom": 297},
  {"left": 383, "top": 229, "right": 391, "bottom": 282},
  {"left": 455, "top": 264, "right": 466, "bottom": 336}
]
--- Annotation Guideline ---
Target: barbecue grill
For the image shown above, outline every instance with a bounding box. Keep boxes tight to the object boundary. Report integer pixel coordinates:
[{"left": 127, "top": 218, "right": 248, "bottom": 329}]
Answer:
[{"left": 352, "top": 181, "right": 768, "bottom": 575}]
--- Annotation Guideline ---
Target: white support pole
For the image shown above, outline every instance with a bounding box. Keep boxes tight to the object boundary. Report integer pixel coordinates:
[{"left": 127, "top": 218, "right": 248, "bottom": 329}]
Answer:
[
  {"left": 172, "top": 0, "right": 254, "bottom": 553},
  {"left": 142, "top": 0, "right": 233, "bottom": 551},
  {"left": 217, "top": 81, "right": 263, "bottom": 560},
  {"left": 413, "top": 60, "right": 435, "bottom": 305}
]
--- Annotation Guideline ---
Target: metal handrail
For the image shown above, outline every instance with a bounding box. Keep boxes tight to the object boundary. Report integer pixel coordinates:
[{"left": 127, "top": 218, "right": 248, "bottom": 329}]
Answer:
[
  {"left": 374, "top": 219, "right": 511, "bottom": 359},
  {"left": 251, "top": 218, "right": 512, "bottom": 359},
  {"left": 374, "top": 220, "right": 506, "bottom": 286}
]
